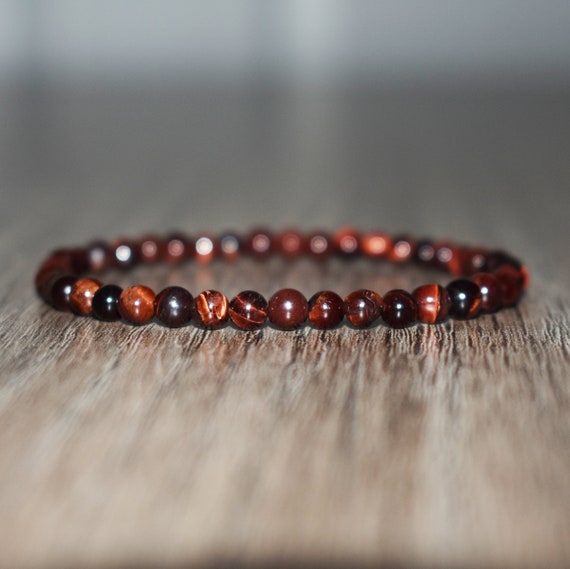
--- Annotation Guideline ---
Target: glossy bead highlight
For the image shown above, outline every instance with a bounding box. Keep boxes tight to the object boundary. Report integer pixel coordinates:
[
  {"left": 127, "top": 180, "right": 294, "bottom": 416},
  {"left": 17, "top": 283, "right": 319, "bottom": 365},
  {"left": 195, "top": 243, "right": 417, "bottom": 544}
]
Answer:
[
  {"left": 412, "top": 284, "right": 450, "bottom": 324},
  {"left": 193, "top": 290, "right": 229, "bottom": 329},
  {"left": 267, "top": 288, "right": 308, "bottom": 330},
  {"left": 344, "top": 289, "right": 383, "bottom": 328},
  {"left": 381, "top": 290, "right": 418, "bottom": 328},
  {"left": 229, "top": 290, "right": 268, "bottom": 330},
  {"left": 308, "top": 290, "right": 344, "bottom": 329},
  {"left": 92, "top": 284, "right": 123, "bottom": 322},
  {"left": 155, "top": 286, "right": 194, "bottom": 327},
  {"left": 118, "top": 286, "right": 156, "bottom": 325},
  {"left": 447, "top": 279, "right": 482, "bottom": 319},
  {"left": 70, "top": 277, "right": 103, "bottom": 315}
]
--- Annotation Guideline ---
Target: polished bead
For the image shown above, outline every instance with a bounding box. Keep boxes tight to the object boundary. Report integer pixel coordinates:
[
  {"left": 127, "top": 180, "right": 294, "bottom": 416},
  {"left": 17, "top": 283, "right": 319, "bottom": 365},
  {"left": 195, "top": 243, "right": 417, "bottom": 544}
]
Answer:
[
  {"left": 194, "top": 235, "right": 217, "bottom": 263},
  {"left": 267, "top": 288, "right": 308, "bottom": 330},
  {"left": 50, "top": 275, "right": 79, "bottom": 311},
  {"left": 414, "top": 240, "right": 436, "bottom": 264},
  {"left": 139, "top": 235, "right": 165, "bottom": 264},
  {"left": 86, "top": 241, "right": 112, "bottom": 272},
  {"left": 308, "top": 290, "right": 344, "bottom": 329},
  {"left": 35, "top": 261, "right": 67, "bottom": 298},
  {"left": 276, "top": 230, "right": 306, "bottom": 258},
  {"left": 344, "top": 289, "right": 383, "bottom": 328},
  {"left": 164, "top": 233, "right": 190, "bottom": 264},
  {"left": 361, "top": 232, "right": 392, "bottom": 259},
  {"left": 388, "top": 235, "right": 416, "bottom": 263},
  {"left": 484, "top": 250, "right": 522, "bottom": 272},
  {"left": 193, "top": 290, "right": 229, "bottom": 329},
  {"left": 229, "top": 290, "right": 268, "bottom": 330},
  {"left": 92, "top": 284, "right": 123, "bottom": 322},
  {"left": 219, "top": 232, "right": 242, "bottom": 261},
  {"left": 112, "top": 239, "right": 139, "bottom": 269},
  {"left": 306, "top": 231, "right": 332, "bottom": 258},
  {"left": 155, "top": 286, "right": 194, "bottom": 327},
  {"left": 494, "top": 265, "right": 524, "bottom": 307},
  {"left": 447, "top": 279, "right": 482, "bottom": 319},
  {"left": 381, "top": 289, "right": 418, "bottom": 328},
  {"left": 471, "top": 272, "right": 502, "bottom": 313},
  {"left": 459, "top": 248, "right": 487, "bottom": 276},
  {"left": 70, "top": 277, "right": 103, "bottom": 315},
  {"left": 412, "top": 284, "right": 450, "bottom": 324},
  {"left": 118, "top": 285, "right": 156, "bottom": 325},
  {"left": 245, "top": 228, "right": 273, "bottom": 258},
  {"left": 433, "top": 242, "right": 462, "bottom": 276},
  {"left": 333, "top": 227, "right": 360, "bottom": 256}
]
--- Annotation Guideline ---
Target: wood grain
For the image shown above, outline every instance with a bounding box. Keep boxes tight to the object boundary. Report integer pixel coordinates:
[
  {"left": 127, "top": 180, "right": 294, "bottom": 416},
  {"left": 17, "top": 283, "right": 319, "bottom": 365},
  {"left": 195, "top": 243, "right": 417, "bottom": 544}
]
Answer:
[{"left": 1, "top": 84, "right": 570, "bottom": 569}]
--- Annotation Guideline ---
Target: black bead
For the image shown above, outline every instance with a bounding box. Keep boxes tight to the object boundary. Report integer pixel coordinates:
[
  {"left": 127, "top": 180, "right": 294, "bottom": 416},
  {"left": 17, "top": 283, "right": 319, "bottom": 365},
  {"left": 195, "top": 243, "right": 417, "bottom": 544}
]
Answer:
[
  {"left": 155, "top": 286, "right": 194, "bottom": 327},
  {"left": 51, "top": 275, "right": 78, "bottom": 311},
  {"left": 447, "top": 279, "right": 482, "bottom": 319},
  {"left": 92, "top": 284, "right": 123, "bottom": 321}
]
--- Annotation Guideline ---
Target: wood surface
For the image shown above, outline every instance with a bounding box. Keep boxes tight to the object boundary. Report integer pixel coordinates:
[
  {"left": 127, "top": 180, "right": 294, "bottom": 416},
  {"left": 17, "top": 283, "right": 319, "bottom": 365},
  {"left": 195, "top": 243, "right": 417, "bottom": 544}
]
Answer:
[{"left": 1, "top": 84, "right": 570, "bottom": 569}]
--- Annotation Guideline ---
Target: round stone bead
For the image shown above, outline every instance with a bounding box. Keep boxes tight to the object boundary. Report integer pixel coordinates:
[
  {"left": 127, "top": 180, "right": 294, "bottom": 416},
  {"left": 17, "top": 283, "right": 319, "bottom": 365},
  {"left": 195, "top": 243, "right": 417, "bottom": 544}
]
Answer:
[
  {"left": 111, "top": 239, "right": 139, "bottom": 269},
  {"left": 306, "top": 231, "right": 333, "bottom": 258},
  {"left": 118, "top": 285, "right": 156, "bottom": 325},
  {"left": 276, "top": 230, "right": 306, "bottom": 258},
  {"left": 447, "top": 279, "right": 482, "bottom": 319},
  {"left": 229, "top": 290, "right": 268, "bottom": 330},
  {"left": 218, "top": 233, "right": 242, "bottom": 261},
  {"left": 333, "top": 227, "right": 360, "bottom": 257},
  {"left": 86, "top": 241, "right": 113, "bottom": 272},
  {"left": 414, "top": 240, "right": 436, "bottom": 265},
  {"left": 361, "top": 232, "right": 392, "bottom": 259},
  {"left": 245, "top": 228, "right": 273, "bottom": 258},
  {"left": 70, "top": 277, "right": 103, "bottom": 315},
  {"left": 433, "top": 242, "right": 462, "bottom": 276},
  {"left": 194, "top": 235, "right": 217, "bottom": 263},
  {"left": 412, "top": 284, "right": 451, "bottom": 324},
  {"left": 471, "top": 272, "right": 502, "bottom": 313},
  {"left": 50, "top": 275, "right": 79, "bottom": 311},
  {"left": 164, "top": 233, "right": 190, "bottom": 264},
  {"left": 388, "top": 235, "right": 416, "bottom": 263},
  {"left": 193, "top": 290, "right": 229, "bottom": 329},
  {"left": 344, "top": 289, "right": 383, "bottom": 328},
  {"left": 459, "top": 248, "right": 487, "bottom": 276},
  {"left": 155, "top": 286, "right": 194, "bottom": 327},
  {"left": 381, "top": 289, "right": 418, "bottom": 328},
  {"left": 92, "top": 284, "right": 123, "bottom": 322},
  {"left": 494, "top": 265, "right": 524, "bottom": 307},
  {"left": 267, "top": 288, "right": 308, "bottom": 330},
  {"left": 308, "top": 290, "right": 344, "bottom": 329},
  {"left": 139, "top": 235, "right": 165, "bottom": 264}
]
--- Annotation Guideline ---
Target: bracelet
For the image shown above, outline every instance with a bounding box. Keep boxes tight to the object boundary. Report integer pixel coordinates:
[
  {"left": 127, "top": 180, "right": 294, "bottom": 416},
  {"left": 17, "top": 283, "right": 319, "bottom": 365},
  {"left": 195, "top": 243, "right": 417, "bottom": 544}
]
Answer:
[{"left": 34, "top": 228, "right": 529, "bottom": 331}]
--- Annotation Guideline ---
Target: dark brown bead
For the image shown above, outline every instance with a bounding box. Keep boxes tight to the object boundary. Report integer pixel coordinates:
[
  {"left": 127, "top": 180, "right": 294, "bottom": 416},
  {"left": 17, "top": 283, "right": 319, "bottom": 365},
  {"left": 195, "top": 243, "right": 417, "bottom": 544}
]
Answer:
[
  {"left": 381, "top": 289, "right": 418, "bottom": 328},
  {"left": 229, "top": 290, "right": 268, "bottom": 330},
  {"left": 471, "top": 272, "right": 502, "bottom": 313},
  {"left": 414, "top": 240, "right": 436, "bottom": 264},
  {"left": 67, "top": 248, "right": 90, "bottom": 274},
  {"left": 139, "top": 235, "right": 165, "bottom": 264},
  {"left": 447, "top": 279, "right": 482, "bottom": 319},
  {"left": 361, "top": 232, "right": 392, "bottom": 259},
  {"left": 164, "top": 233, "right": 191, "bottom": 264},
  {"left": 333, "top": 227, "right": 360, "bottom": 257},
  {"left": 494, "top": 265, "right": 524, "bottom": 307},
  {"left": 111, "top": 239, "right": 139, "bottom": 269},
  {"left": 70, "top": 277, "right": 103, "bottom": 315},
  {"left": 484, "top": 250, "right": 522, "bottom": 272},
  {"left": 194, "top": 234, "right": 217, "bottom": 264},
  {"left": 344, "top": 289, "right": 383, "bottom": 328},
  {"left": 245, "top": 228, "right": 273, "bottom": 258},
  {"left": 86, "top": 241, "right": 112, "bottom": 272},
  {"left": 306, "top": 231, "right": 332, "bottom": 259},
  {"left": 155, "top": 286, "right": 194, "bottom": 327},
  {"left": 218, "top": 233, "right": 242, "bottom": 261},
  {"left": 388, "top": 235, "right": 416, "bottom": 263},
  {"left": 118, "top": 285, "right": 156, "bottom": 325},
  {"left": 92, "top": 284, "right": 123, "bottom": 322},
  {"left": 433, "top": 242, "right": 462, "bottom": 276},
  {"left": 276, "top": 230, "right": 306, "bottom": 258},
  {"left": 308, "top": 290, "right": 344, "bottom": 329},
  {"left": 50, "top": 275, "right": 79, "bottom": 311},
  {"left": 193, "top": 290, "right": 229, "bottom": 329},
  {"left": 267, "top": 288, "right": 308, "bottom": 330},
  {"left": 412, "top": 284, "right": 450, "bottom": 324}
]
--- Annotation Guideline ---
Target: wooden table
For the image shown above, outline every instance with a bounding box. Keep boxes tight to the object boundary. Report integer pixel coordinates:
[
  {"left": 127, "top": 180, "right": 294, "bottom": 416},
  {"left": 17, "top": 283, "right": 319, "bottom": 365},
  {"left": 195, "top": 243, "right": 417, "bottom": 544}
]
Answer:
[{"left": 1, "top": 84, "right": 569, "bottom": 569}]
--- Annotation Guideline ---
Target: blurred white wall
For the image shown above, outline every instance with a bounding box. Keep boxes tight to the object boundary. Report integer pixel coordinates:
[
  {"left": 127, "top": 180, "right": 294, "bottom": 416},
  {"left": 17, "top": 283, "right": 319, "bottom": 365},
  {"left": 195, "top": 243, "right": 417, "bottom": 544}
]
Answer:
[{"left": 1, "top": 0, "right": 570, "bottom": 85}]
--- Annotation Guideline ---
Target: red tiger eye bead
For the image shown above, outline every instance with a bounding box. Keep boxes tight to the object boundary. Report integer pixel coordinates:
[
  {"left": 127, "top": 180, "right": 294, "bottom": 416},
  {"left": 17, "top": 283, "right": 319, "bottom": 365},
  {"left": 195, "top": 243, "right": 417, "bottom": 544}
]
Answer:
[
  {"left": 308, "top": 290, "right": 344, "bottom": 329},
  {"left": 344, "top": 289, "right": 383, "bottom": 328},
  {"left": 381, "top": 290, "right": 418, "bottom": 328},
  {"left": 306, "top": 231, "right": 332, "bottom": 259},
  {"left": 460, "top": 248, "right": 487, "bottom": 276},
  {"left": 112, "top": 239, "right": 139, "bottom": 269},
  {"left": 86, "top": 241, "right": 113, "bottom": 272},
  {"left": 155, "top": 286, "right": 194, "bottom": 327},
  {"left": 447, "top": 279, "right": 482, "bottom": 319},
  {"left": 412, "top": 284, "right": 450, "bottom": 324},
  {"left": 219, "top": 233, "right": 242, "bottom": 261},
  {"left": 361, "top": 232, "right": 392, "bottom": 259},
  {"left": 193, "top": 290, "right": 229, "bottom": 329},
  {"left": 50, "top": 275, "right": 78, "bottom": 311},
  {"left": 164, "top": 233, "right": 190, "bottom": 264},
  {"left": 388, "top": 235, "right": 416, "bottom": 263},
  {"left": 70, "top": 277, "right": 103, "bottom": 315},
  {"left": 245, "top": 228, "right": 273, "bottom": 259},
  {"left": 118, "top": 285, "right": 156, "bottom": 325},
  {"left": 494, "top": 265, "right": 524, "bottom": 307},
  {"left": 92, "top": 284, "right": 123, "bottom": 322},
  {"left": 139, "top": 235, "right": 165, "bottom": 264},
  {"left": 333, "top": 227, "right": 360, "bottom": 257},
  {"left": 194, "top": 235, "right": 217, "bottom": 263},
  {"left": 229, "top": 290, "right": 268, "bottom": 330},
  {"left": 471, "top": 272, "right": 502, "bottom": 313},
  {"left": 276, "top": 230, "right": 306, "bottom": 258},
  {"left": 267, "top": 288, "right": 308, "bottom": 330},
  {"left": 433, "top": 242, "right": 462, "bottom": 276}
]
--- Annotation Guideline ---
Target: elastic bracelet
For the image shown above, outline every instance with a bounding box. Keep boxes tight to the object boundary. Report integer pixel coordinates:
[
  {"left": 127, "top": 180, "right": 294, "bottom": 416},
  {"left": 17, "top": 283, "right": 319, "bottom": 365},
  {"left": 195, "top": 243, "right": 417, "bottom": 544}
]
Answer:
[{"left": 34, "top": 228, "right": 529, "bottom": 331}]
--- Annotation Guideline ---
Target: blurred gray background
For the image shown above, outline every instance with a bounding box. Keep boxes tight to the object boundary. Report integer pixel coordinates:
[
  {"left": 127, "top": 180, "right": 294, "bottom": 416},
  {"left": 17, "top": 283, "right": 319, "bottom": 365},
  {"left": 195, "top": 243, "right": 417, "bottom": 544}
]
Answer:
[{"left": 1, "top": 0, "right": 569, "bottom": 260}]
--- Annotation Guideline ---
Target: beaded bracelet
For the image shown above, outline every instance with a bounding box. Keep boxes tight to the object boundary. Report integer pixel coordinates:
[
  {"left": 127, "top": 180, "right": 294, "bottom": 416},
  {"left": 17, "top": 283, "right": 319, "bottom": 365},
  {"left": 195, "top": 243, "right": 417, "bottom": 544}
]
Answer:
[{"left": 34, "top": 228, "right": 529, "bottom": 331}]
